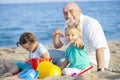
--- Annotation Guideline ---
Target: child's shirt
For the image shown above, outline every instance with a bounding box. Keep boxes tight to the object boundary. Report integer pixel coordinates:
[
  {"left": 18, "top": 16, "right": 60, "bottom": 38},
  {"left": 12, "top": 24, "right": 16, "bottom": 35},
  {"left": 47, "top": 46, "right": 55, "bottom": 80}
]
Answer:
[
  {"left": 29, "top": 43, "right": 50, "bottom": 58},
  {"left": 65, "top": 45, "right": 90, "bottom": 70}
]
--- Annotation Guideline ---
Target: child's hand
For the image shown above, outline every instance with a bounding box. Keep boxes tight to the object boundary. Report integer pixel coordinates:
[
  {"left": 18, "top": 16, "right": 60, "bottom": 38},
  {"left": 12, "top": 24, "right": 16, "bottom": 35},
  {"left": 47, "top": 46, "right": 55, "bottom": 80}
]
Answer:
[{"left": 24, "top": 58, "right": 30, "bottom": 63}]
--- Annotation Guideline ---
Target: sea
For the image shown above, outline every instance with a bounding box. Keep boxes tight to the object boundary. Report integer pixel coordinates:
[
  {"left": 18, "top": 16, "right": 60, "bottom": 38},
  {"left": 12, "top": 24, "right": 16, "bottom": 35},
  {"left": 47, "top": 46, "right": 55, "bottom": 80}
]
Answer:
[{"left": 0, "top": 1, "right": 120, "bottom": 47}]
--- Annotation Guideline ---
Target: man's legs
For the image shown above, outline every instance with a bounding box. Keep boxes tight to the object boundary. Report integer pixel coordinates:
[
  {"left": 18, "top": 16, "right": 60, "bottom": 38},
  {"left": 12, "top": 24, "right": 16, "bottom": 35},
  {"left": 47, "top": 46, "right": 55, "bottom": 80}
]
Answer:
[{"left": 49, "top": 49, "right": 65, "bottom": 65}]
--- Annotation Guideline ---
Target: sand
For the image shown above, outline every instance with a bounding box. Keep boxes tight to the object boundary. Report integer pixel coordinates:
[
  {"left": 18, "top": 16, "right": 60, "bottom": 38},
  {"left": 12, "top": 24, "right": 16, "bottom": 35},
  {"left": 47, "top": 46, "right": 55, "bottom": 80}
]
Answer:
[{"left": 0, "top": 41, "right": 120, "bottom": 80}]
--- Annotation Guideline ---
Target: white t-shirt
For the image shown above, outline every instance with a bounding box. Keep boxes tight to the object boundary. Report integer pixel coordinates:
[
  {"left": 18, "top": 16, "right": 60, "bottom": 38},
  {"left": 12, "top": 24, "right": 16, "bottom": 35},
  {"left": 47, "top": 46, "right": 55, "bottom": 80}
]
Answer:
[
  {"left": 29, "top": 43, "right": 50, "bottom": 58},
  {"left": 61, "top": 14, "right": 110, "bottom": 67},
  {"left": 80, "top": 14, "right": 110, "bottom": 61}
]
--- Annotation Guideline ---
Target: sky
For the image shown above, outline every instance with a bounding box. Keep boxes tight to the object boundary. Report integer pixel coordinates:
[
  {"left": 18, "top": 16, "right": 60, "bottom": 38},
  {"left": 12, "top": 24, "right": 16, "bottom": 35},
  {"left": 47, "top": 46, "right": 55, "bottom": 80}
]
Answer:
[{"left": 0, "top": 0, "right": 116, "bottom": 4}]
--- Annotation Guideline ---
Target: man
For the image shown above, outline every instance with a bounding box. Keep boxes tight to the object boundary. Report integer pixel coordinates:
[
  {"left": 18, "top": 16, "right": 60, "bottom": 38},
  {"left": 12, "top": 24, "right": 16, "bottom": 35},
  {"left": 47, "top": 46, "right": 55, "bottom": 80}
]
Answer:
[{"left": 53, "top": 2, "right": 110, "bottom": 71}]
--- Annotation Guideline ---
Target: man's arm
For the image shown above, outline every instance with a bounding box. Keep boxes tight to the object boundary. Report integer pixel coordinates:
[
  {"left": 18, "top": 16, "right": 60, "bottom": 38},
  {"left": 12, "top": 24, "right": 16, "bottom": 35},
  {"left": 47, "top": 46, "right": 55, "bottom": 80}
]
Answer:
[
  {"left": 53, "top": 33, "right": 63, "bottom": 49},
  {"left": 96, "top": 48, "right": 104, "bottom": 70},
  {"left": 53, "top": 28, "right": 64, "bottom": 49}
]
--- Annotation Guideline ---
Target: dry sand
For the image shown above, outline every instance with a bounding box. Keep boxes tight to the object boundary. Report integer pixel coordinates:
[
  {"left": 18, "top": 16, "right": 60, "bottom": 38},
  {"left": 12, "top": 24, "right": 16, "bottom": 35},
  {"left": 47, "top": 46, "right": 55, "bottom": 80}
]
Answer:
[{"left": 0, "top": 41, "right": 120, "bottom": 80}]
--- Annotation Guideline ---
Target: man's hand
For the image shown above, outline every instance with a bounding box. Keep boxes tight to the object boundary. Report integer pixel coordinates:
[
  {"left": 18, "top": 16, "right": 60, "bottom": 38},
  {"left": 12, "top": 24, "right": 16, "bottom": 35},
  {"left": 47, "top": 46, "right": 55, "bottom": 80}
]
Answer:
[
  {"left": 71, "top": 38, "right": 84, "bottom": 49},
  {"left": 52, "top": 28, "right": 64, "bottom": 37}
]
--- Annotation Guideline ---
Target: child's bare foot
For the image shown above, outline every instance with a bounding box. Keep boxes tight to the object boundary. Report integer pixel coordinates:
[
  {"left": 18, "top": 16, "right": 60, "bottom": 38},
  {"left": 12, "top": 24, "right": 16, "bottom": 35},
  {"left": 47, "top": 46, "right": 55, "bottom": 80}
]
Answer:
[
  {"left": 0, "top": 72, "right": 13, "bottom": 78},
  {"left": 3, "top": 59, "right": 12, "bottom": 71}
]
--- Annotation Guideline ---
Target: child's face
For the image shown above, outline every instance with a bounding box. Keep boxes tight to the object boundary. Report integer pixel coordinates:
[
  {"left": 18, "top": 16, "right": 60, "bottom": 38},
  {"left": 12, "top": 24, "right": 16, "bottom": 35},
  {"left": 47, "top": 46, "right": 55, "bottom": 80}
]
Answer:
[
  {"left": 65, "top": 28, "right": 79, "bottom": 43},
  {"left": 22, "top": 42, "right": 37, "bottom": 52}
]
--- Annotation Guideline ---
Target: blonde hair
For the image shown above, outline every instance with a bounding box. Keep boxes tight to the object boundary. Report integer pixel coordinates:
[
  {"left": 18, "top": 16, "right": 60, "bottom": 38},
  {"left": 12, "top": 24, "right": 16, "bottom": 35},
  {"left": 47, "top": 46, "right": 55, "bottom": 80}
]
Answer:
[
  {"left": 65, "top": 26, "right": 82, "bottom": 38},
  {"left": 16, "top": 32, "right": 37, "bottom": 47},
  {"left": 65, "top": 19, "right": 82, "bottom": 38}
]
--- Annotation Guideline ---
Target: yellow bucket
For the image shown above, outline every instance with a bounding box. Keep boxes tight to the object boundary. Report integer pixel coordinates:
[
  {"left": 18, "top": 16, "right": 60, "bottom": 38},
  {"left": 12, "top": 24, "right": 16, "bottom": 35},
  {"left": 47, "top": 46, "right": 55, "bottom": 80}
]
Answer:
[{"left": 37, "top": 61, "right": 61, "bottom": 79}]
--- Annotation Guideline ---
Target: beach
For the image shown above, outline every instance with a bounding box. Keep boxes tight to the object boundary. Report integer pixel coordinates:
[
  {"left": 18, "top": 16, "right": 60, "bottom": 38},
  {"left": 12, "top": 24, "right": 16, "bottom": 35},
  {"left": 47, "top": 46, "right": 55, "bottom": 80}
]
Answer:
[{"left": 0, "top": 41, "right": 120, "bottom": 80}]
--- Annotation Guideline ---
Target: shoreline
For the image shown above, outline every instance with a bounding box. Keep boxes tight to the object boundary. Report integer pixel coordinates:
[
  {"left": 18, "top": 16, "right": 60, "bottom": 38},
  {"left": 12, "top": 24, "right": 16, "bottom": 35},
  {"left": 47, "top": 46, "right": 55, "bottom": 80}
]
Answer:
[
  {"left": 0, "top": 41, "right": 120, "bottom": 80},
  {"left": 0, "top": 40, "right": 120, "bottom": 48}
]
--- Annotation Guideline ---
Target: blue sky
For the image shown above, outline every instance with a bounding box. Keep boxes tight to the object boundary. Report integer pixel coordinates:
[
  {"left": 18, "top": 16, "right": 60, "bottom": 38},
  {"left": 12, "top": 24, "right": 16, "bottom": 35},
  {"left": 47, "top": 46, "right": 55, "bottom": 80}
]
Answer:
[{"left": 0, "top": 0, "right": 115, "bottom": 4}]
